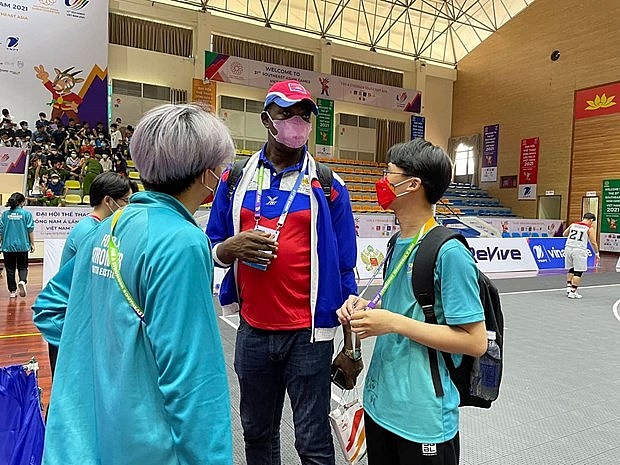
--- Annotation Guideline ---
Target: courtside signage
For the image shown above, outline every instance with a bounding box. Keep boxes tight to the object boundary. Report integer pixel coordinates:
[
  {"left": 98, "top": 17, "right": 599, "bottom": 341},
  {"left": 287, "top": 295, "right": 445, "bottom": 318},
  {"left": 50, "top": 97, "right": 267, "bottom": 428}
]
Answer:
[
  {"left": 467, "top": 238, "right": 538, "bottom": 272},
  {"left": 527, "top": 237, "right": 596, "bottom": 269}
]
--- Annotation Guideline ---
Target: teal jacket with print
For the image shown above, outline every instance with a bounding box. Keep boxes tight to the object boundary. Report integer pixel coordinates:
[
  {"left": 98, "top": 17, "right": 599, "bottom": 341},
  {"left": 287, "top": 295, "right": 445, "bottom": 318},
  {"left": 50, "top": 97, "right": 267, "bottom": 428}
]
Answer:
[{"left": 33, "top": 191, "right": 232, "bottom": 465}]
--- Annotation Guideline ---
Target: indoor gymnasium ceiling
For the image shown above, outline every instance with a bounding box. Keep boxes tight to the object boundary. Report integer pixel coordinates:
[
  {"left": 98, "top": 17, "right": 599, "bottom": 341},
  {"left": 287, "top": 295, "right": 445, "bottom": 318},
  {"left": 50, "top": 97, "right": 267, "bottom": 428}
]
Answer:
[{"left": 161, "top": 0, "right": 534, "bottom": 66}]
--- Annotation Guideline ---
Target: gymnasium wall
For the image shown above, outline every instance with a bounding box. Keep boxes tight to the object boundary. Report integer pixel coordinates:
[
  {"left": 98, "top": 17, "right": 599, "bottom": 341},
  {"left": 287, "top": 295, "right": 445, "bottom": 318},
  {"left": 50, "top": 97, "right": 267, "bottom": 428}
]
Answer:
[
  {"left": 108, "top": 0, "right": 456, "bottom": 149},
  {"left": 452, "top": 0, "right": 620, "bottom": 220}
]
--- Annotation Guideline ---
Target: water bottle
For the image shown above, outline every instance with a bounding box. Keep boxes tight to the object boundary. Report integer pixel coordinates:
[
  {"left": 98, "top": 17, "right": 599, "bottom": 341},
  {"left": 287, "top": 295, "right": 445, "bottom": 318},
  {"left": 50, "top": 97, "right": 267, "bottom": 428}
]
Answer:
[{"left": 478, "top": 330, "right": 501, "bottom": 401}]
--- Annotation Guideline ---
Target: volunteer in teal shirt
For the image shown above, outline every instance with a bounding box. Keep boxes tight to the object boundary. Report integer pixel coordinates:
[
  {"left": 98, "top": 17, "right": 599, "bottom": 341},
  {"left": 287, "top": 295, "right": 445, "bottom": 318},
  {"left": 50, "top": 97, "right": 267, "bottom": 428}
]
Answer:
[
  {"left": 33, "top": 104, "right": 236, "bottom": 465},
  {"left": 60, "top": 172, "right": 131, "bottom": 266},
  {"left": 0, "top": 192, "right": 34, "bottom": 298},
  {"left": 338, "top": 140, "right": 487, "bottom": 465}
]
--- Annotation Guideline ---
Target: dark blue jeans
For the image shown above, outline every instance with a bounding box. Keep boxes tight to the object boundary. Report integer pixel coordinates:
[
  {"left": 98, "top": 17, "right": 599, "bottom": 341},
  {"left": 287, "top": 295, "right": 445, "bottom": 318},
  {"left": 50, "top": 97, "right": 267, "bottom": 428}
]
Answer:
[{"left": 234, "top": 319, "right": 335, "bottom": 465}]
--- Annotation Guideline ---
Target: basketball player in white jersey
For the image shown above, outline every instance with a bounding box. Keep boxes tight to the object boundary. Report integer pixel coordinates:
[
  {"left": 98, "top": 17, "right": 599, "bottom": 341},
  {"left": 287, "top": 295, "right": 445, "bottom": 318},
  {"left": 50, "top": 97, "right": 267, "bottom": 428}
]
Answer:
[{"left": 563, "top": 212, "right": 600, "bottom": 299}]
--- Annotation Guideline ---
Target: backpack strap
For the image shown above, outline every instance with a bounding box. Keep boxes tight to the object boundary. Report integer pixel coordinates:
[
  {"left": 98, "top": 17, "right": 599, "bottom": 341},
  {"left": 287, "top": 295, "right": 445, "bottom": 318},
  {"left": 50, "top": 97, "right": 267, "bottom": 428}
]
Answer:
[
  {"left": 315, "top": 161, "right": 333, "bottom": 200},
  {"left": 412, "top": 226, "right": 469, "bottom": 398},
  {"left": 226, "top": 158, "right": 333, "bottom": 201},
  {"left": 226, "top": 157, "right": 250, "bottom": 200}
]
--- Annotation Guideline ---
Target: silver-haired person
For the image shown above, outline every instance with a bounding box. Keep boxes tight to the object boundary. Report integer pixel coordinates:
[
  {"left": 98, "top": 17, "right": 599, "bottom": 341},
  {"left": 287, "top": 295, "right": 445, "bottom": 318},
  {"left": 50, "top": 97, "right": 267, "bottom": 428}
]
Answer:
[{"left": 33, "top": 104, "right": 235, "bottom": 465}]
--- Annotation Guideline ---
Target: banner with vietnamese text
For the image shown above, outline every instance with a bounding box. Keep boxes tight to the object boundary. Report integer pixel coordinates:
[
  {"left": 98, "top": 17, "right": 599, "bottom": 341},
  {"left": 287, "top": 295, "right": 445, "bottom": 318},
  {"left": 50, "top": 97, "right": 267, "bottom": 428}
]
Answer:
[
  {"left": 481, "top": 124, "right": 499, "bottom": 182},
  {"left": 518, "top": 137, "right": 539, "bottom": 200},
  {"left": 601, "top": 179, "right": 620, "bottom": 252}
]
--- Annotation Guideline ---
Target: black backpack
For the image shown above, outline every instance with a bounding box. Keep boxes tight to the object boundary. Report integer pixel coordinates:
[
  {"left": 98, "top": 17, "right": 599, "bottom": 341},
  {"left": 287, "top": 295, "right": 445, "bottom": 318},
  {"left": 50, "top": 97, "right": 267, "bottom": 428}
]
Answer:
[
  {"left": 385, "top": 226, "right": 504, "bottom": 408},
  {"left": 226, "top": 157, "right": 333, "bottom": 200}
]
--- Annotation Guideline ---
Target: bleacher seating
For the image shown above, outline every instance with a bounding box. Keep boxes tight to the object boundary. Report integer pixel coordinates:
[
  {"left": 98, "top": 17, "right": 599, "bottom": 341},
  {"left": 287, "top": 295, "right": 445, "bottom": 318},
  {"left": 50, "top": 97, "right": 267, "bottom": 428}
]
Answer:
[
  {"left": 443, "top": 182, "right": 516, "bottom": 217},
  {"left": 64, "top": 194, "right": 82, "bottom": 205},
  {"left": 232, "top": 153, "right": 516, "bottom": 217}
]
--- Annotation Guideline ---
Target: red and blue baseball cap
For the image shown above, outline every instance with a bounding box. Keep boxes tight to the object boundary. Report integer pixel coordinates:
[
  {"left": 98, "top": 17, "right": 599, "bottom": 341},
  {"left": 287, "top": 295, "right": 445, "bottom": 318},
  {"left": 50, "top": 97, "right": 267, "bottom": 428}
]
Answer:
[{"left": 264, "top": 80, "right": 318, "bottom": 115}]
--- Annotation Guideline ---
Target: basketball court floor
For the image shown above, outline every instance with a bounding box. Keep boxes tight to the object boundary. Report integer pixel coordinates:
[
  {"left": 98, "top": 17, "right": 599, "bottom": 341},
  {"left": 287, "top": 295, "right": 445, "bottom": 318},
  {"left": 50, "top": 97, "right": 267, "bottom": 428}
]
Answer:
[{"left": 1, "top": 260, "right": 619, "bottom": 464}]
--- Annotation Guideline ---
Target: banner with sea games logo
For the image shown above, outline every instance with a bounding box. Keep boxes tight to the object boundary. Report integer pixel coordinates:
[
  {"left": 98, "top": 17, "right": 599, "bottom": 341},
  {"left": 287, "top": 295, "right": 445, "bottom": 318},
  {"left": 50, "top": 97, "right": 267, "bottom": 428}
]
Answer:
[
  {"left": 205, "top": 51, "right": 422, "bottom": 113},
  {"left": 0, "top": 0, "right": 108, "bottom": 126},
  {"left": 315, "top": 98, "right": 334, "bottom": 157}
]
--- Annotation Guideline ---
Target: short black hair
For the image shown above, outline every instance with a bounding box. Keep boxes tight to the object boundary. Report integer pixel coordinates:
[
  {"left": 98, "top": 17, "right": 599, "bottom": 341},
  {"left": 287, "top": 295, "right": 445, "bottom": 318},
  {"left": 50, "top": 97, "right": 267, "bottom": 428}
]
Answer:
[
  {"left": 6, "top": 192, "right": 25, "bottom": 209},
  {"left": 89, "top": 172, "right": 132, "bottom": 207},
  {"left": 39, "top": 112, "right": 46, "bottom": 117},
  {"left": 387, "top": 138, "right": 453, "bottom": 204},
  {"left": 583, "top": 212, "right": 596, "bottom": 221}
]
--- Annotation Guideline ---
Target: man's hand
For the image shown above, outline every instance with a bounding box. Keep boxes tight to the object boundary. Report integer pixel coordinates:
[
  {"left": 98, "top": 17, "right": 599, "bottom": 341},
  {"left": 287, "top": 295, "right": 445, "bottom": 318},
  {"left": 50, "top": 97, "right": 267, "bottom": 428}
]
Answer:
[
  {"left": 350, "top": 309, "right": 399, "bottom": 340},
  {"left": 216, "top": 230, "right": 278, "bottom": 266},
  {"left": 30, "top": 244, "right": 35, "bottom": 253},
  {"left": 336, "top": 294, "right": 369, "bottom": 324},
  {"left": 332, "top": 350, "right": 363, "bottom": 390}
]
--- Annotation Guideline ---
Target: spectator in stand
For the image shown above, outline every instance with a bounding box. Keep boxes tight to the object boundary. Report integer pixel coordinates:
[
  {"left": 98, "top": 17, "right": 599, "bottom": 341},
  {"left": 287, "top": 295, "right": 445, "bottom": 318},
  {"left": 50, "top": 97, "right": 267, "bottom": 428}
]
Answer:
[
  {"left": 52, "top": 123, "right": 68, "bottom": 150},
  {"left": 123, "top": 125, "right": 133, "bottom": 159},
  {"left": 1, "top": 109, "right": 16, "bottom": 133},
  {"left": 0, "top": 130, "right": 14, "bottom": 147},
  {"left": 48, "top": 144, "right": 64, "bottom": 166},
  {"left": 52, "top": 160, "right": 70, "bottom": 181},
  {"left": 110, "top": 123, "right": 122, "bottom": 153},
  {"left": 36, "top": 112, "right": 49, "bottom": 129},
  {"left": 65, "top": 135, "right": 81, "bottom": 155},
  {"left": 82, "top": 153, "right": 103, "bottom": 195},
  {"left": 113, "top": 153, "right": 128, "bottom": 176},
  {"left": 78, "top": 121, "right": 93, "bottom": 139},
  {"left": 100, "top": 152, "right": 113, "bottom": 172},
  {"left": 0, "top": 193, "right": 34, "bottom": 299},
  {"left": 66, "top": 118, "right": 78, "bottom": 137},
  {"left": 95, "top": 132, "right": 108, "bottom": 150},
  {"left": 66, "top": 151, "right": 82, "bottom": 180},
  {"left": 33, "top": 125, "right": 51, "bottom": 145},
  {"left": 95, "top": 121, "right": 107, "bottom": 138},
  {"left": 81, "top": 142, "right": 95, "bottom": 158},
  {"left": 50, "top": 117, "right": 61, "bottom": 132},
  {"left": 115, "top": 117, "right": 126, "bottom": 138},
  {"left": 15, "top": 121, "right": 32, "bottom": 141},
  {"left": 47, "top": 173, "right": 65, "bottom": 196}
]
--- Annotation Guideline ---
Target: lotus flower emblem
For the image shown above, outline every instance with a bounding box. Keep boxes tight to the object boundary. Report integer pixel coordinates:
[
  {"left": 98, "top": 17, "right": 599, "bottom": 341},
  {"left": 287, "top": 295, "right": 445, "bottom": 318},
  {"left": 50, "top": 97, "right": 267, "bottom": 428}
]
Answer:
[{"left": 585, "top": 94, "right": 616, "bottom": 110}]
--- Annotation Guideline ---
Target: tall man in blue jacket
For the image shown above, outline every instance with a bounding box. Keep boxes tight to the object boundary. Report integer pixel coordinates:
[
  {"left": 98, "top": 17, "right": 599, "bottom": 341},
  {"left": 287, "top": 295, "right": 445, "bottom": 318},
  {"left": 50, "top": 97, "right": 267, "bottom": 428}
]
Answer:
[{"left": 207, "top": 80, "right": 359, "bottom": 465}]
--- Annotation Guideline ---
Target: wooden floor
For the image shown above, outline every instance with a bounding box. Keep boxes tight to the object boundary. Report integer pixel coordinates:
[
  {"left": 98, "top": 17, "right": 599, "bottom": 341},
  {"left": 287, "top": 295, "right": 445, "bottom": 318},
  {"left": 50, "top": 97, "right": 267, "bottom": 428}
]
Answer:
[
  {"left": 0, "top": 263, "right": 52, "bottom": 407},
  {"left": 1, "top": 254, "right": 618, "bottom": 414}
]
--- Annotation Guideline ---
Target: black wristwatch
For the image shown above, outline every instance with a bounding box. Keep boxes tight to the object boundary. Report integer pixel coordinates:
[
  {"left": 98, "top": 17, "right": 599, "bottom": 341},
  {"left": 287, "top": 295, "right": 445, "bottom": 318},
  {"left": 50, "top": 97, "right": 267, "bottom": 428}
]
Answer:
[{"left": 344, "top": 348, "right": 362, "bottom": 361}]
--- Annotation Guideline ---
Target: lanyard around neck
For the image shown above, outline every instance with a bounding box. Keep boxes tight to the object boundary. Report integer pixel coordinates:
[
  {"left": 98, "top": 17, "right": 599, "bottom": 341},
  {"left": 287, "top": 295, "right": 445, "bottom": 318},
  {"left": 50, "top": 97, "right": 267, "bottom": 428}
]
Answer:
[
  {"left": 108, "top": 209, "right": 145, "bottom": 322},
  {"left": 366, "top": 217, "right": 437, "bottom": 309},
  {"left": 254, "top": 156, "right": 308, "bottom": 231}
]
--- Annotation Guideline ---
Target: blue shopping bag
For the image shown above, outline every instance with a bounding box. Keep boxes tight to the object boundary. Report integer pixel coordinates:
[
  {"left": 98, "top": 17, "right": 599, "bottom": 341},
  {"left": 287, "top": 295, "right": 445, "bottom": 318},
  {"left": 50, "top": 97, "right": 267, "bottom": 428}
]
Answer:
[{"left": 0, "top": 364, "right": 45, "bottom": 465}]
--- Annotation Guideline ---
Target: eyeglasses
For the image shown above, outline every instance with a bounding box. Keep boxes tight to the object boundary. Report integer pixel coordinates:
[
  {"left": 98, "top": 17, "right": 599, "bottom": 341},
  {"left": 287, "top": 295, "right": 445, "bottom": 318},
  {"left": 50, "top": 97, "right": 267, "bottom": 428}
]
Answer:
[{"left": 382, "top": 169, "right": 412, "bottom": 178}]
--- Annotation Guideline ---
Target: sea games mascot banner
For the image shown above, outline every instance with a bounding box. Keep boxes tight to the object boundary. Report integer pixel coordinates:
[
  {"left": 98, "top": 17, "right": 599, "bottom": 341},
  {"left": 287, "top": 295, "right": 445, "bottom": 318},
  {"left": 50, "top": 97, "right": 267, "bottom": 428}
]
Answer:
[{"left": 0, "top": 0, "right": 108, "bottom": 126}]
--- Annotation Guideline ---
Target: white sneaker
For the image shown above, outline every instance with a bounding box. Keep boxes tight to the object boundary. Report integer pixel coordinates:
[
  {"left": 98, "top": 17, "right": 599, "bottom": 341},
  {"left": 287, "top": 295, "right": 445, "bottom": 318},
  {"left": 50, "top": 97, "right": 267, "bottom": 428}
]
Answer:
[
  {"left": 566, "top": 287, "right": 572, "bottom": 295},
  {"left": 568, "top": 292, "right": 583, "bottom": 299},
  {"left": 9, "top": 292, "right": 17, "bottom": 299},
  {"left": 17, "top": 281, "right": 27, "bottom": 297}
]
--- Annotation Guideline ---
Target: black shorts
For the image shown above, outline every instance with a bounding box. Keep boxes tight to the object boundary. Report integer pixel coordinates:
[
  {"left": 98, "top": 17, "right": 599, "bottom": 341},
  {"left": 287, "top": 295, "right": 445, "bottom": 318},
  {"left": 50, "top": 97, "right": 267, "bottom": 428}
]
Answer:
[{"left": 365, "top": 412, "right": 460, "bottom": 465}]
